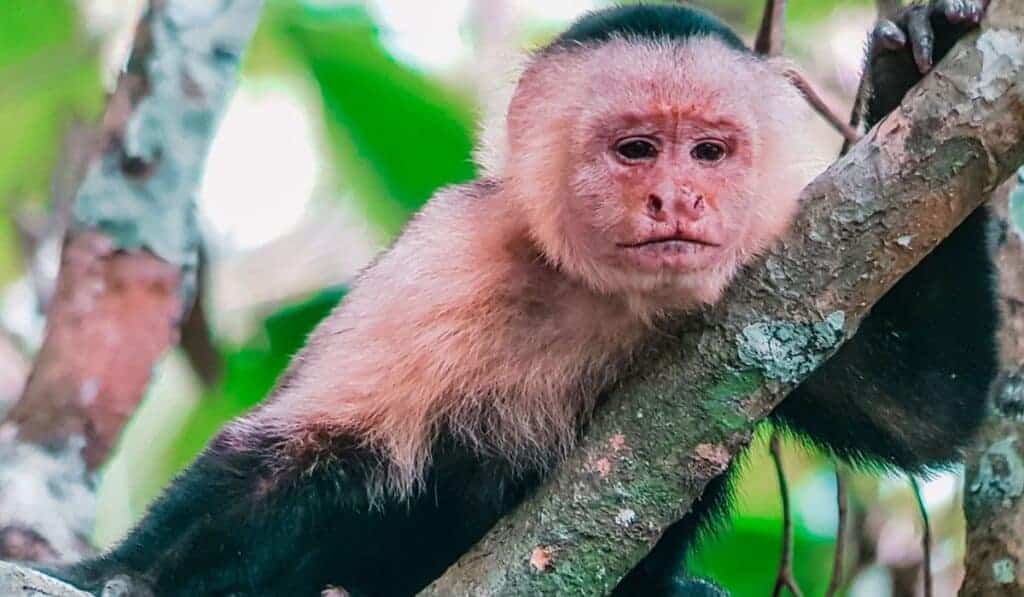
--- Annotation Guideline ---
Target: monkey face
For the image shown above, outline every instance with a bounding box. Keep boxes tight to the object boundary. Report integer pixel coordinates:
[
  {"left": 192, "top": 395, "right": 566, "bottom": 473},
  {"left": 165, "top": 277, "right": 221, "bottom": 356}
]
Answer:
[
  {"left": 579, "top": 111, "right": 756, "bottom": 276},
  {"left": 504, "top": 37, "right": 814, "bottom": 306}
]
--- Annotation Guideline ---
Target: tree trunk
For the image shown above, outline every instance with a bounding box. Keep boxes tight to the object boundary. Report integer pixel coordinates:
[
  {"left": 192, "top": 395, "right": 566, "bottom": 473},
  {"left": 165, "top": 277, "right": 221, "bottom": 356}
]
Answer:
[
  {"left": 961, "top": 171, "right": 1024, "bottom": 596},
  {"left": 0, "top": 0, "right": 262, "bottom": 564}
]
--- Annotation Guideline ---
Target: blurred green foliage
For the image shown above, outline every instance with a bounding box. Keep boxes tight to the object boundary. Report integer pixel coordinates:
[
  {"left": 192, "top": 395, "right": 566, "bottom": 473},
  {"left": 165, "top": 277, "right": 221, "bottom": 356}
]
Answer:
[
  {"left": 0, "top": 0, "right": 103, "bottom": 283},
  {"left": 252, "top": 2, "right": 477, "bottom": 234}
]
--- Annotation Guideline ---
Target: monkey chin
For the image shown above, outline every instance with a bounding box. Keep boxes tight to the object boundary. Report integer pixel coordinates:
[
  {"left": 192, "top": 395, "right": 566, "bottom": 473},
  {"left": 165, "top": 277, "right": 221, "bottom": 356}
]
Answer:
[{"left": 606, "top": 246, "right": 739, "bottom": 312}]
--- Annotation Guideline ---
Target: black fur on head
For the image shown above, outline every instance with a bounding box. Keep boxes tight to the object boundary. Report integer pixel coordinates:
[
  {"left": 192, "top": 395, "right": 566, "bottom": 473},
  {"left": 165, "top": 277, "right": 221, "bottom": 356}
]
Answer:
[{"left": 547, "top": 4, "right": 749, "bottom": 53}]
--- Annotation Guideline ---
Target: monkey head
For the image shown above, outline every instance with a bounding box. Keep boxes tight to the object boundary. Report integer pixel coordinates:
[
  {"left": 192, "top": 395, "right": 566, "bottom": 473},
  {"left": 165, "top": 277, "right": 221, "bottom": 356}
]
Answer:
[{"left": 501, "top": 36, "right": 814, "bottom": 310}]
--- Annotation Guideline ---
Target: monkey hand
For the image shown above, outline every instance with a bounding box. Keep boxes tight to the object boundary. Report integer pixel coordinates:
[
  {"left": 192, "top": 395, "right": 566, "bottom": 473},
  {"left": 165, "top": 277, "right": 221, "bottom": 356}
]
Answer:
[
  {"left": 863, "top": 0, "right": 988, "bottom": 126},
  {"left": 90, "top": 575, "right": 155, "bottom": 597},
  {"left": 872, "top": 0, "right": 988, "bottom": 73},
  {"left": 43, "top": 563, "right": 155, "bottom": 597}
]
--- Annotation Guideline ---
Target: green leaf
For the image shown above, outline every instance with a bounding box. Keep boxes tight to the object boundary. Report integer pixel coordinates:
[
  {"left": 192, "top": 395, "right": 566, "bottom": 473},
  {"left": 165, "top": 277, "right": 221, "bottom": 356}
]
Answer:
[{"left": 278, "top": 4, "right": 477, "bottom": 234}]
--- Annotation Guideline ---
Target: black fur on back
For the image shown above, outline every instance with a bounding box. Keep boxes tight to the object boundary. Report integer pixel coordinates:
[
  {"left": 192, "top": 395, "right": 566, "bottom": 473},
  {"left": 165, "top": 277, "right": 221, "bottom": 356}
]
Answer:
[{"left": 548, "top": 4, "right": 748, "bottom": 53}]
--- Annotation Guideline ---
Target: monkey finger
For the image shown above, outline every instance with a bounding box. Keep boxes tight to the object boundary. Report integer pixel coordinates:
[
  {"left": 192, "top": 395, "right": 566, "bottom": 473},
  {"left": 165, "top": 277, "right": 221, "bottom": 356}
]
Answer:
[
  {"left": 935, "top": 0, "right": 986, "bottom": 24},
  {"left": 871, "top": 19, "right": 907, "bottom": 55},
  {"left": 907, "top": 6, "right": 935, "bottom": 73}
]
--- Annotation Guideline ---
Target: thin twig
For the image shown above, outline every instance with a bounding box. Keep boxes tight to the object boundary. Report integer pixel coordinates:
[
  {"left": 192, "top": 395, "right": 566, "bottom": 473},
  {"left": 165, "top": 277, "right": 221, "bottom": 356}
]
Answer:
[
  {"left": 752, "top": 0, "right": 860, "bottom": 146},
  {"left": 825, "top": 468, "right": 848, "bottom": 597},
  {"left": 909, "top": 476, "right": 933, "bottom": 597},
  {"left": 755, "top": 0, "right": 787, "bottom": 57},
  {"left": 770, "top": 432, "right": 804, "bottom": 597},
  {"left": 784, "top": 69, "right": 862, "bottom": 145},
  {"left": 179, "top": 248, "right": 222, "bottom": 387}
]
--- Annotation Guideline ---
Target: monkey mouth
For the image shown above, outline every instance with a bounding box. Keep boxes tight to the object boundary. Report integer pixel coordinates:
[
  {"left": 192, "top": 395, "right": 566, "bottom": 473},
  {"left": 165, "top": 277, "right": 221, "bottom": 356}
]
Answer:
[
  {"left": 616, "top": 232, "right": 725, "bottom": 271},
  {"left": 617, "top": 233, "right": 721, "bottom": 249}
]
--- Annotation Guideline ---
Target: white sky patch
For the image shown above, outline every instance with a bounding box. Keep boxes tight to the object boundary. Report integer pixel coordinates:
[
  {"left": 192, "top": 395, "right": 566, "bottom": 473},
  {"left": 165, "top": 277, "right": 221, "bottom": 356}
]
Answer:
[
  {"left": 77, "top": 0, "right": 146, "bottom": 88},
  {"left": 366, "top": 0, "right": 473, "bottom": 70},
  {"left": 517, "top": 0, "right": 597, "bottom": 23},
  {"left": 198, "top": 81, "right": 320, "bottom": 252},
  {"left": 309, "top": 0, "right": 600, "bottom": 72},
  {"left": 919, "top": 470, "right": 960, "bottom": 510},
  {"left": 794, "top": 469, "right": 839, "bottom": 538},
  {"left": 821, "top": 7, "right": 874, "bottom": 96},
  {"left": 879, "top": 469, "right": 961, "bottom": 510}
]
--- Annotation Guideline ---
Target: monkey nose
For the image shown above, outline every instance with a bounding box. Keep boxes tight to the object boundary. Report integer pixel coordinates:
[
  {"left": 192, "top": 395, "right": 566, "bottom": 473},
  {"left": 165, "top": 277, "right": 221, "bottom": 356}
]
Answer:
[
  {"left": 645, "top": 191, "right": 707, "bottom": 222},
  {"left": 645, "top": 194, "right": 667, "bottom": 221},
  {"left": 672, "top": 191, "right": 707, "bottom": 221}
]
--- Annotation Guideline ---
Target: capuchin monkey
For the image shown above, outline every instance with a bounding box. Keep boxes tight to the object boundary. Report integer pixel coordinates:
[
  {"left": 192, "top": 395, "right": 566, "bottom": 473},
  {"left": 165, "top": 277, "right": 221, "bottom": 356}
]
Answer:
[{"left": 58, "top": 2, "right": 994, "bottom": 596}]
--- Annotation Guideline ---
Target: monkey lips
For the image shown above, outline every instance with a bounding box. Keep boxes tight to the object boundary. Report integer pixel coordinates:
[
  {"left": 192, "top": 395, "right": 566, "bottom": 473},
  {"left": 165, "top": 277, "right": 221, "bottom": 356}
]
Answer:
[{"left": 615, "top": 230, "right": 725, "bottom": 272}]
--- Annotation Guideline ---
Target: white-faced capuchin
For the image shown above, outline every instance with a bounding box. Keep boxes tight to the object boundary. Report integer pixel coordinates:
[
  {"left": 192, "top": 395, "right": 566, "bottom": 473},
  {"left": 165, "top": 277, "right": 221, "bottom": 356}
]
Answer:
[{"left": 57, "top": 2, "right": 995, "bottom": 596}]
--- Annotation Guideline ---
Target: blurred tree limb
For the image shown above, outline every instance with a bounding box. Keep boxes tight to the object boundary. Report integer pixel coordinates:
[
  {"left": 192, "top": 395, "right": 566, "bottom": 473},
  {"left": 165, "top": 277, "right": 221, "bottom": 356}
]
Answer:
[
  {"left": 961, "top": 171, "right": 1024, "bottom": 596},
  {"left": 424, "top": 2, "right": 1024, "bottom": 594},
  {"left": 0, "top": 0, "right": 262, "bottom": 563}
]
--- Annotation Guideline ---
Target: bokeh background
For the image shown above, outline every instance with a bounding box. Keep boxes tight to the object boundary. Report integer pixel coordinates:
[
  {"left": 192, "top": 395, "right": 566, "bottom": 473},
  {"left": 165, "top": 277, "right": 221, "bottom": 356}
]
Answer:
[{"left": 0, "top": 1, "right": 967, "bottom": 595}]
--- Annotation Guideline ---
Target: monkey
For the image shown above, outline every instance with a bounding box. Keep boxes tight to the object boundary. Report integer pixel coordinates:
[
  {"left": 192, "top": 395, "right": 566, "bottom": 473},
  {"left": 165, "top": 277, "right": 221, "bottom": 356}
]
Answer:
[{"left": 55, "top": 2, "right": 994, "bottom": 596}]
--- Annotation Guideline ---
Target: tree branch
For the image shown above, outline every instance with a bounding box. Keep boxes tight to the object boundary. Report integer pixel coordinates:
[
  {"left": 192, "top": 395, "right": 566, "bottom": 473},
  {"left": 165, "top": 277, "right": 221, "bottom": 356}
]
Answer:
[
  {"left": 770, "top": 433, "right": 804, "bottom": 597},
  {"left": 0, "top": 562, "right": 90, "bottom": 597},
  {"left": 825, "top": 468, "right": 848, "bottom": 597},
  {"left": 755, "top": 0, "right": 787, "bottom": 57},
  {"left": 0, "top": 0, "right": 262, "bottom": 564},
  {"left": 910, "top": 476, "right": 933, "bottom": 597},
  {"left": 423, "top": 3, "right": 1024, "bottom": 594}
]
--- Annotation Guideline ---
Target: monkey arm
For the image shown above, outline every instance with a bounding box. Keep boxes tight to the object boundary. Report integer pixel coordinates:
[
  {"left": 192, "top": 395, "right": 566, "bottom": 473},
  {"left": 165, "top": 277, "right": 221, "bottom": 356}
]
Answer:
[
  {"left": 56, "top": 427, "right": 377, "bottom": 596},
  {"left": 56, "top": 420, "right": 536, "bottom": 596}
]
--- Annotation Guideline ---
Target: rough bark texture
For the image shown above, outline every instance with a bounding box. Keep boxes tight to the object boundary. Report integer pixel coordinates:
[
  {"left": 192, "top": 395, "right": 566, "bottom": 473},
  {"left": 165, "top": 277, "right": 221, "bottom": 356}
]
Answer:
[
  {"left": 0, "top": 0, "right": 262, "bottom": 564},
  {"left": 423, "top": 3, "right": 1024, "bottom": 595},
  {"left": 0, "top": 562, "right": 90, "bottom": 597},
  {"left": 961, "top": 171, "right": 1024, "bottom": 596}
]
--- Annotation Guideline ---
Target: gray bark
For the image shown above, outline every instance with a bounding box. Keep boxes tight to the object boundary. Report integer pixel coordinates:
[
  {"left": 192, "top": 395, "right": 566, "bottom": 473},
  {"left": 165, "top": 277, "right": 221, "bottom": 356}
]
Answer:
[{"left": 0, "top": 562, "right": 90, "bottom": 597}]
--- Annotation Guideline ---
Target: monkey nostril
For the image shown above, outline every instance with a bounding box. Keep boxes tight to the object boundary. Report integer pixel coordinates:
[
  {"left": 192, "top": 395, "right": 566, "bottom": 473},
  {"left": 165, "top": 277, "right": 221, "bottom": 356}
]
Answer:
[
  {"left": 693, "top": 196, "right": 706, "bottom": 213},
  {"left": 647, "top": 194, "right": 664, "bottom": 216}
]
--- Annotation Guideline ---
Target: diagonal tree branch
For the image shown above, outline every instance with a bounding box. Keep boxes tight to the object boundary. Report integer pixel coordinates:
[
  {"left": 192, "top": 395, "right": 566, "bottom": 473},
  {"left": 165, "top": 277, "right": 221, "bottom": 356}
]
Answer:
[{"left": 423, "top": 3, "right": 1024, "bottom": 594}]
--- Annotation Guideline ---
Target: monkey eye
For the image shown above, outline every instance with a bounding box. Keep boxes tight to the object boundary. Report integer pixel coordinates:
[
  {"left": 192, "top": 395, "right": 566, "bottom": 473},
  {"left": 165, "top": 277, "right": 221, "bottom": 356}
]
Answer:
[
  {"left": 614, "top": 137, "right": 659, "bottom": 162},
  {"left": 691, "top": 140, "right": 728, "bottom": 163}
]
